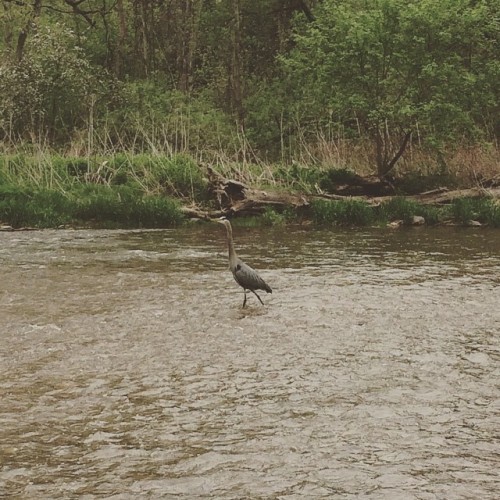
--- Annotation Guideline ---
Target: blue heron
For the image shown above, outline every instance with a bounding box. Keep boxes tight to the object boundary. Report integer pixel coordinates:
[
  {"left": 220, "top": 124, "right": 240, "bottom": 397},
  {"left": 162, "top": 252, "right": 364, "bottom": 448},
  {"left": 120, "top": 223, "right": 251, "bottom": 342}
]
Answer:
[{"left": 217, "top": 217, "right": 272, "bottom": 307}]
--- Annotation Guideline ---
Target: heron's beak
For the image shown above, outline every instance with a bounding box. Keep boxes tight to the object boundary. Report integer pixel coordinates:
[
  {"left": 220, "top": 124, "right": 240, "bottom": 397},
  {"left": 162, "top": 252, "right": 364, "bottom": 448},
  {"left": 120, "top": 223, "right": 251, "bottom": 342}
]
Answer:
[{"left": 212, "top": 217, "right": 228, "bottom": 224}]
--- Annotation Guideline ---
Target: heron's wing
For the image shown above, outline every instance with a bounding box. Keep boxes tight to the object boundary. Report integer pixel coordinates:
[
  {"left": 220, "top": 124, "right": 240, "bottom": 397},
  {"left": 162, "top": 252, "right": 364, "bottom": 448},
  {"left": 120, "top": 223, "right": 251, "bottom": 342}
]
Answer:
[{"left": 233, "top": 260, "right": 272, "bottom": 293}]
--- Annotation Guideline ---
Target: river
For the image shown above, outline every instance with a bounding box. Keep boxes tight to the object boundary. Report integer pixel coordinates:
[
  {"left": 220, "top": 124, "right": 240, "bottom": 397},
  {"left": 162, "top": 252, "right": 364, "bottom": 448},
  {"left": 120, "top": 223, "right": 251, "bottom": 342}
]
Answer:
[{"left": 1, "top": 225, "right": 499, "bottom": 498}]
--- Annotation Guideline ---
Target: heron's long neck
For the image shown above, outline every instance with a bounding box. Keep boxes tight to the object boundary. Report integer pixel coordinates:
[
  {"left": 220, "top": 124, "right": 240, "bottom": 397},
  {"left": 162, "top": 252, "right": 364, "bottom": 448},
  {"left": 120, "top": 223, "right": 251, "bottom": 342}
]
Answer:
[{"left": 225, "top": 224, "right": 238, "bottom": 267}]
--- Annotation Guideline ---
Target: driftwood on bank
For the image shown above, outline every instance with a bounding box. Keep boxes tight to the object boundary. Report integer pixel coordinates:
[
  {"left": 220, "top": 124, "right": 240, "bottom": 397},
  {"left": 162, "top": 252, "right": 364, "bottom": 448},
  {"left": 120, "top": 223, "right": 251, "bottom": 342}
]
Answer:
[
  {"left": 314, "top": 186, "right": 500, "bottom": 210},
  {"left": 206, "top": 165, "right": 309, "bottom": 216},
  {"left": 181, "top": 166, "right": 500, "bottom": 220},
  {"left": 408, "top": 187, "right": 500, "bottom": 204}
]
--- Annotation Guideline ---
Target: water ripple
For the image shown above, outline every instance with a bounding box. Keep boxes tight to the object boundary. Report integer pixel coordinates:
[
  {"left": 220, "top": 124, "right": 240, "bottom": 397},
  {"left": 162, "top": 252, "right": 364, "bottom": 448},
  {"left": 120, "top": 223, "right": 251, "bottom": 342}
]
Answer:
[{"left": 1, "top": 226, "right": 499, "bottom": 498}]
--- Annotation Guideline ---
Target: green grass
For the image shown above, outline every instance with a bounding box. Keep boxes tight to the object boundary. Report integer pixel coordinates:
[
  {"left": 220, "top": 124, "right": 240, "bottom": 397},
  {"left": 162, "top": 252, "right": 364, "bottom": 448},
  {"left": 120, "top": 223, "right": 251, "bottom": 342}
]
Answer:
[
  {"left": 0, "top": 186, "right": 72, "bottom": 228},
  {"left": 450, "top": 198, "right": 500, "bottom": 227},
  {"left": 379, "top": 197, "right": 442, "bottom": 225},
  {"left": 310, "top": 196, "right": 500, "bottom": 227},
  {"left": 311, "top": 199, "right": 375, "bottom": 226},
  {"left": 0, "top": 184, "right": 183, "bottom": 229},
  {"left": 1, "top": 152, "right": 499, "bottom": 229},
  {"left": 0, "top": 153, "right": 208, "bottom": 201}
]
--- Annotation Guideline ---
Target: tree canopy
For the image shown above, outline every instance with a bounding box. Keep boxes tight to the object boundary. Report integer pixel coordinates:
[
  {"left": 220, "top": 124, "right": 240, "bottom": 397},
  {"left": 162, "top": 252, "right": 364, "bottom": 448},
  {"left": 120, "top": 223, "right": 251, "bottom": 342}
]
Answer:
[{"left": 0, "top": 0, "right": 498, "bottom": 175}]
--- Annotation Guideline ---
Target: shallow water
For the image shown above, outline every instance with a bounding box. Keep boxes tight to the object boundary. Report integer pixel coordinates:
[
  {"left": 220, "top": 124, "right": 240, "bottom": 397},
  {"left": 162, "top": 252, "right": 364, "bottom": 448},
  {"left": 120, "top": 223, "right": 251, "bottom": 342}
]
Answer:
[{"left": 1, "top": 225, "right": 499, "bottom": 498}]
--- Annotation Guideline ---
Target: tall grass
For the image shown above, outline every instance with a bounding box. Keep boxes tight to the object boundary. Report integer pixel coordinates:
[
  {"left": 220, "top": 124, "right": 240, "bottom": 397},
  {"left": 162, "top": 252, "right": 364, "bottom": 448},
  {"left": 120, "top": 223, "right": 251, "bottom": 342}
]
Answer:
[
  {"left": 311, "top": 199, "right": 375, "bottom": 226},
  {"left": 379, "top": 197, "right": 442, "bottom": 225},
  {"left": 450, "top": 198, "right": 500, "bottom": 227},
  {"left": 0, "top": 184, "right": 183, "bottom": 229},
  {"left": 0, "top": 153, "right": 207, "bottom": 200},
  {"left": 1, "top": 147, "right": 499, "bottom": 229},
  {"left": 310, "top": 196, "right": 500, "bottom": 227}
]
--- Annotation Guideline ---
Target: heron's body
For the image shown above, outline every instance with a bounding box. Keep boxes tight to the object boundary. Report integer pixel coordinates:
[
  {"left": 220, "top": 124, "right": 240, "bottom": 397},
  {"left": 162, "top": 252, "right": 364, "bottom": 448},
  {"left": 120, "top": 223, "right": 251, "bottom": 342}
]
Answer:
[{"left": 218, "top": 218, "right": 272, "bottom": 307}]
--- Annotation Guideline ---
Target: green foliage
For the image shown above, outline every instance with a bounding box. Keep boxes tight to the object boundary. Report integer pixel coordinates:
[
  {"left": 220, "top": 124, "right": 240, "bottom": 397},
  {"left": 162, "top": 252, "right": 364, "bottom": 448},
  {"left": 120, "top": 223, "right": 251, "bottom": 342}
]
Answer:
[
  {"left": 0, "top": 25, "right": 103, "bottom": 142},
  {"left": 0, "top": 153, "right": 208, "bottom": 201},
  {"left": 380, "top": 197, "right": 441, "bottom": 225},
  {"left": 107, "top": 154, "right": 208, "bottom": 201},
  {"left": 262, "top": 207, "right": 286, "bottom": 226},
  {"left": 485, "top": 202, "right": 500, "bottom": 228},
  {"left": 0, "top": 183, "right": 183, "bottom": 229},
  {"left": 311, "top": 196, "right": 446, "bottom": 227},
  {"left": 319, "top": 168, "right": 360, "bottom": 192},
  {"left": 0, "top": 186, "right": 71, "bottom": 228},
  {"left": 0, "top": 0, "right": 498, "bottom": 183},
  {"left": 71, "top": 185, "right": 183, "bottom": 228},
  {"left": 311, "top": 199, "right": 374, "bottom": 226},
  {"left": 273, "top": 163, "right": 323, "bottom": 191},
  {"left": 281, "top": 0, "right": 499, "bottom": 172},
  {"left": 450, "top": 198, "right": 500, "bottom": 226},
  {"left": 150, "top": 154, "right": 208, "bottom": 200},
  {"left": 103, "top": 83, "right": 239, "bottom": 155}
]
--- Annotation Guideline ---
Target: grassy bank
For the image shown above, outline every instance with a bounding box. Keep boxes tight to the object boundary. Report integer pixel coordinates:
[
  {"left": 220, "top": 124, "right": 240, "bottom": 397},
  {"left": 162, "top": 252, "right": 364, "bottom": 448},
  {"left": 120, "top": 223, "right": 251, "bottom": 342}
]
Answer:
[
  {"left": 310, "top": 198, "right": 500, "bottom": 228},
  {"left": 0, "top": 184, "right": 183, "bottom": 228},
  {"left": 0, "top": 153, "right": 201, "bottom": 228},
  {"left": 0, "top": 153, "right": 499, "bottom": 229}
]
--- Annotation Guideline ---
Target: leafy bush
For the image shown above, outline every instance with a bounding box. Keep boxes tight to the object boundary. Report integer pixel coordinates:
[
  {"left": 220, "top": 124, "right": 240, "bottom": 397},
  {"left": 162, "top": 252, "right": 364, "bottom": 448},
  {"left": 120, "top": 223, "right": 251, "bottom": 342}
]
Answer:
[
  {"left": 319, "top": 168, "right": 360, "bottom": 192},
  {"left": 0, "top": 25, "right": 103, "bottom": 142},
  {"left": 262, "top": 207, "right": 287, "bottom": 226},
  {"left": 281, "top": 0, "right": 499, "bottom": 175},
  {"left": 274, "top": 163, "right": 323, "bottom": 190}
]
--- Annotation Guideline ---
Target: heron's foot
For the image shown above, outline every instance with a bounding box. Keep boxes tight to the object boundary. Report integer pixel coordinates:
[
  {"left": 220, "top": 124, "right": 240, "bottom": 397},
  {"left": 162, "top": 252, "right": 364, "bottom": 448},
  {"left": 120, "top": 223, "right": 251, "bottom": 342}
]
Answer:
[{"left": 250, "top": 290, "right": 264, "bottom": 306}]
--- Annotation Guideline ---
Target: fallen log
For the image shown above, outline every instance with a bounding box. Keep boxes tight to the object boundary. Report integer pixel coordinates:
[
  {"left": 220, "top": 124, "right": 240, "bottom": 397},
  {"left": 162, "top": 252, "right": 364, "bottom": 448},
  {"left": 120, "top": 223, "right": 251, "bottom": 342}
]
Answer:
[
  {"left": 408, "top": 187, "right": 500, "bottom": 205},
  {"left": 206, "top": 165, "right": 309, "bottom": 216},
  {"left": 186, "top": 165, "right": 500, "bottom": 220}
]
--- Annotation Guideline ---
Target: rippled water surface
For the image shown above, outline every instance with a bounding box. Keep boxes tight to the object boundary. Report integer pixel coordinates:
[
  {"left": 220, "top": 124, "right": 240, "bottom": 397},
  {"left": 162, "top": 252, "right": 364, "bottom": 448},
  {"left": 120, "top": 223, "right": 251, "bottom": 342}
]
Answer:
[{"left": 1, "top": 225, "right": 499, "bottom": 498}]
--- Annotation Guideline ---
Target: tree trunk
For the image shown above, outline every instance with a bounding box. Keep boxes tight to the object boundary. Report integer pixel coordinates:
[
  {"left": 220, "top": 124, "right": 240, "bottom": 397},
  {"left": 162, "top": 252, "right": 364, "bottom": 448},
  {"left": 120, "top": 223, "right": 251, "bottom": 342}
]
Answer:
[
  {"left": 16, "top": 0, "right": 42, "bottom": 61},
  {"left": 375, "top": 124, "right": 412, "bottom": 178},
  {"left": 114, "top": 0, "right": 128, "bottom": 77},
  {"left": 178, "top": 0, "right": 202, "bottom": 93},
  {"left": 230, "top": 0, "right": 244, "bottom": 129}
]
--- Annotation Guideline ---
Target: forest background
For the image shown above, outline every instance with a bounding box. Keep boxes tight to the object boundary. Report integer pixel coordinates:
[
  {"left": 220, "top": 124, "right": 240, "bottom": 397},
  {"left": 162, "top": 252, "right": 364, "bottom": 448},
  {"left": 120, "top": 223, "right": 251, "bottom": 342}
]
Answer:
[{"left": 0, "top": 0, "right": 499, "bottom": 227}]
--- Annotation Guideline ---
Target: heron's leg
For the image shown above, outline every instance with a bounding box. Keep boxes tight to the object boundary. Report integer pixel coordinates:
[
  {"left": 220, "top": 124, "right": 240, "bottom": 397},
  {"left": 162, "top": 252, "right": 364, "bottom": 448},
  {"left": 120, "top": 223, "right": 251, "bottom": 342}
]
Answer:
[
  {"left": 242, "top": 290, "right": 247, "bottom": 308},
  {"left": 250, "top": 290, "right": 264, "bottom": 305}
]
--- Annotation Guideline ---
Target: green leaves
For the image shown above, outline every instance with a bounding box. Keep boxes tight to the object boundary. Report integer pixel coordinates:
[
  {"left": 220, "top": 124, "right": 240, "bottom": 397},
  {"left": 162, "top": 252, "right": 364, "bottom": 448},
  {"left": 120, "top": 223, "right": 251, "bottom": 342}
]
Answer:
[{"left": 281, "top": 0, "right": 499, "bottom": 173}]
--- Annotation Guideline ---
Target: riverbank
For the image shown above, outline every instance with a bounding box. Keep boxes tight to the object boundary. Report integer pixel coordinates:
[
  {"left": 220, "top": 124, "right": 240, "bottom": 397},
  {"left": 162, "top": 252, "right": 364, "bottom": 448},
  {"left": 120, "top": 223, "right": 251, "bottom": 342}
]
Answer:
[{"left": 1, "top": 153, "right": 499, "bottom": 229}]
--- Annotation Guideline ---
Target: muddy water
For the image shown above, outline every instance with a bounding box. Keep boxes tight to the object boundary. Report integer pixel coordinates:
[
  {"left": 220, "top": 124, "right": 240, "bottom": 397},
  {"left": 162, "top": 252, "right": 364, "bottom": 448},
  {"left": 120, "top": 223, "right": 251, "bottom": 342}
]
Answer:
[{"left": 1, "top": 225, "right": 499, "bottom": 499}]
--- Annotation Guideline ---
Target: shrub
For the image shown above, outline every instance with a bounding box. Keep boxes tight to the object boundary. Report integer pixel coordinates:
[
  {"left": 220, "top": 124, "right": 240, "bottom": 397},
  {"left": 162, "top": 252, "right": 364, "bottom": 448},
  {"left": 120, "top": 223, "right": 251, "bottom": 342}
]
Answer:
[
  {"left": 262, "top": 207, "right": 287, "bottom": 226},
  {"left": 319, "top": 168, "right": 360, "bottom": 193},
  {"left": 274, "top": 163, "right": 323, "bottom": 190},
  {"left": 0, "top": 26, "right": 102, "bottom": 142}
]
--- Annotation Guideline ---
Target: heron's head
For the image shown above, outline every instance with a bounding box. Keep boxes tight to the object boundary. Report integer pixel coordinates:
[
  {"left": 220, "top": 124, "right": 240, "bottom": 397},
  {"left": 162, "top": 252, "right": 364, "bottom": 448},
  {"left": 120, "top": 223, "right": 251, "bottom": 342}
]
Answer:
[
  {"left": 216, "top": 216, "right": 229, "bottom": 225},
  {"left": 214, "top": 216, "right": 233, "bottom": 232}
]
